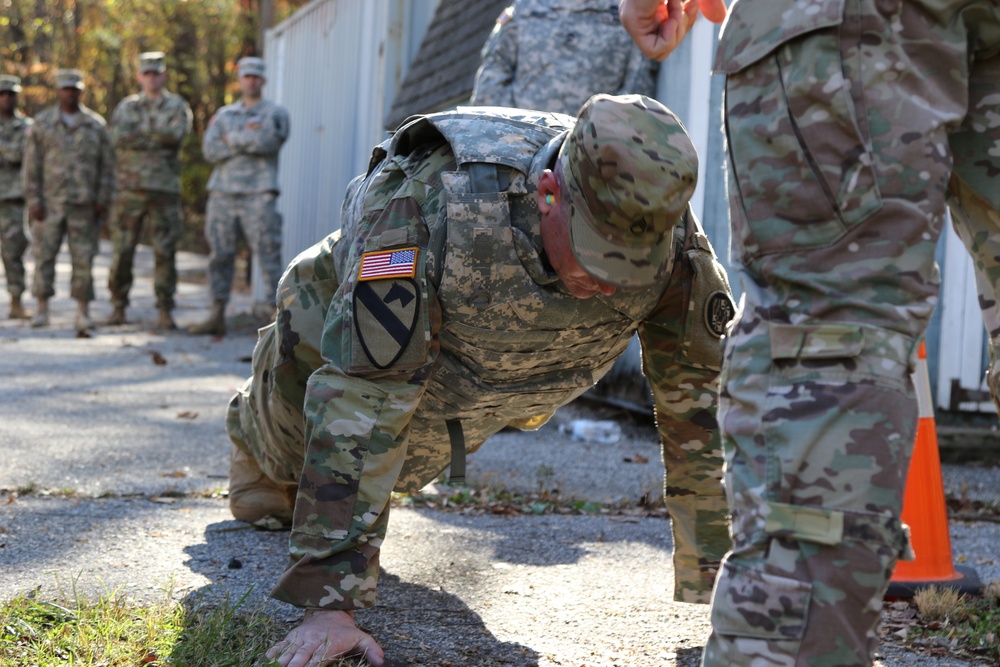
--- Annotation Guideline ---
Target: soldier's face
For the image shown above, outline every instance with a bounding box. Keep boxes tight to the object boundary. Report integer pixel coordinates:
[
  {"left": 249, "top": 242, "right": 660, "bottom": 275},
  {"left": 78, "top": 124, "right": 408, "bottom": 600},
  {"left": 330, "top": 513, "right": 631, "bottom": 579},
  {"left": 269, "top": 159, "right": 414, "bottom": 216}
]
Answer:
[
  {"left": 0, "top": 91, "right": 16, "bottom": 114},
  {"left": 57, "top": 87, "right": 81, "bottom": 109},
  {"left": 538, "top": 170, "right": 617, "bottom": 299},
  {"left": 239, "top": 74, "right": 264, "bottom": 100},
  {"left": 138, "top": 70, "right": 166, "bottom": 95}
]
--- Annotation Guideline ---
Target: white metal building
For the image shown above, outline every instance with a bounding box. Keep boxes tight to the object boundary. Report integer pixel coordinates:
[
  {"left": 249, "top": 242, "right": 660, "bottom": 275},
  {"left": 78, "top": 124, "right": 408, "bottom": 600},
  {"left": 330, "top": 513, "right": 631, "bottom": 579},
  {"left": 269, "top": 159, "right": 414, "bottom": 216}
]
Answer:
[{"left": 262, "top": 0, "right": 992, "bottom": 419}]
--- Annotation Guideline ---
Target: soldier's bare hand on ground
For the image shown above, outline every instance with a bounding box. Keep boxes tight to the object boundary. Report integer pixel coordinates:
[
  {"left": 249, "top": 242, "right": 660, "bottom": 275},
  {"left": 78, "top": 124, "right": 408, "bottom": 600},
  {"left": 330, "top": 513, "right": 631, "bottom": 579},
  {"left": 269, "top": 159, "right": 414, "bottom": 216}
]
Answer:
[
  {"left": 29, "top": 203, "right": 45, "bottom": 221},
  {"left": 265, "top": 609, "right": 384, "bottom": 667},
  {"left": 619, "top": 0, "right": 726, "bottom": 61}
]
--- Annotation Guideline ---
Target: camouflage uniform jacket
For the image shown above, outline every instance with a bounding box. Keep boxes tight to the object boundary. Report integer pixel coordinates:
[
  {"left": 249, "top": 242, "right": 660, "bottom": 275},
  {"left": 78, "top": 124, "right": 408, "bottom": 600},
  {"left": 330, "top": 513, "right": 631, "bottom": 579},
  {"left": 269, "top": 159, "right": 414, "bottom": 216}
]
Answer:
[
  {"left": 202, "top": 98, "right": 289, "bottom": 194},
  {"left": 23, "top": 104, "right": 114, "bottom": 209},
  {"left": 245, "top": 107, "right": 729, "bottom": 610},
  {"left": 0, "top": 111, "right": 32, "bottom": 201},
  {"left": 471, "top": 0, "right": 658, "bottom": 115},
  {"left": 111, "top": 90, "right": 192, "bottom": 193}
]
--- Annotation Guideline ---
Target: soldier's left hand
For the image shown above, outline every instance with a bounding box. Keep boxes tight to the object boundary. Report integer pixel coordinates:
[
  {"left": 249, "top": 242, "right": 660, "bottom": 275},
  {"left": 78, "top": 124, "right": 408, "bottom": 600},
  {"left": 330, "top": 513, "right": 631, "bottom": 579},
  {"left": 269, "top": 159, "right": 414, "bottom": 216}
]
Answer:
[{"left": 266, "top": 609, "right": 384, "bottom": 667}]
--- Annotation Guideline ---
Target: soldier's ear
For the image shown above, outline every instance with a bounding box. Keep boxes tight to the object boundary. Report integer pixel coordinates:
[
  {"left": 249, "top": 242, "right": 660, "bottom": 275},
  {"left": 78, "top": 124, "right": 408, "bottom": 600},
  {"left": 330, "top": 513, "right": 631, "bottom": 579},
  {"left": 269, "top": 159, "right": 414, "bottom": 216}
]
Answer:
[{"left": 537, "top": 169, "right": 559, "bottom": 213}]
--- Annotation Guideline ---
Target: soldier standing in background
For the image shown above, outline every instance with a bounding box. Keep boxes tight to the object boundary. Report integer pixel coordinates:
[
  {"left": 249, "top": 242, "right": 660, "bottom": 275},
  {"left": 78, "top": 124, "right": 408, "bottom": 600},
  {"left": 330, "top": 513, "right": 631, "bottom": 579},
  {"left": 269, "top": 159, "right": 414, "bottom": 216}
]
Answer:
[
  {"left": 106, "top": 51, "right": 193, "bottom": 330},
  {"left": 470, "top": 0, "right": 658, "bottom": 115},
  {"left": 23, "top": 69, "right": 114, "bottom": 334},
  {"left": 189, "top": 56, "right": 289, "bottom": 337},
  {"left": 0, "top": 74, "right": 32, "bottom": 320}
]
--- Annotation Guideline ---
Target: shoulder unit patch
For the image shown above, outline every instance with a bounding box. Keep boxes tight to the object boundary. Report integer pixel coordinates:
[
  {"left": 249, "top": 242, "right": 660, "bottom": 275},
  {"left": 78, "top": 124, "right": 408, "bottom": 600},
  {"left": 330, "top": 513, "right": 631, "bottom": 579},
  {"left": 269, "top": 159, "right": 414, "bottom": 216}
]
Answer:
[
  {"left": 705, "top": 291, "right": 736, "bottom": 338},
  {"left": 353, "top": 278, "right": 421, "bottom": 369}
]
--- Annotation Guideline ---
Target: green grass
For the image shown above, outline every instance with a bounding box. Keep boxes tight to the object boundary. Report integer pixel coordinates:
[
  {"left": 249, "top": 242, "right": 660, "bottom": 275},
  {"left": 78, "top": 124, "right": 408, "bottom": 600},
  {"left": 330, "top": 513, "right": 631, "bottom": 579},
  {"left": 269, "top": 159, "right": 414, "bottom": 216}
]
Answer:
[
  {"left": 0, "top": 589, "right": 372, "bottom": 667},
  {"left": 885, "top": 582, "right": 1000, "bottom": 664}
]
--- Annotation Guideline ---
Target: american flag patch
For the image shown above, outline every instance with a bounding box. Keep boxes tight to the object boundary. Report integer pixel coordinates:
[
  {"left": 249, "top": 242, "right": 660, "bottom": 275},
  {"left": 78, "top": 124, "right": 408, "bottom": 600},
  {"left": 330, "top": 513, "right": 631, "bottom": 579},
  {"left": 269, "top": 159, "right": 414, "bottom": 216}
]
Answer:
[{"left": 357, "top": 247, "right": 419, "bottom": 281}]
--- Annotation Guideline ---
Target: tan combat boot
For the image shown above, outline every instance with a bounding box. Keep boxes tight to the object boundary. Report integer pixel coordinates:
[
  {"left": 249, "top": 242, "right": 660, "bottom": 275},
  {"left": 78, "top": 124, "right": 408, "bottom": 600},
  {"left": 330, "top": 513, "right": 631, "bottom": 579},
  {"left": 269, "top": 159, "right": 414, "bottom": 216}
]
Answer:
[
  {"left": 228, "top": 444, "right": 295, "bottom": 525},
  {"left": 106, "top": 302, "right": 127, "bottom": 326},
  {"left": 187, "top": 300, "right": 227, "bottom": 336},
  {"left": 31, "top": 299, "right": 49, "bottom": 328},
  {"left": 8, "top": 294, "right": 28, "bottom": 319},
  {"left": 157, "top": 305, "right": 177, "bottom": 330},
  {"left": 75, "top": 300, "right": 93, "bottom": 334}
]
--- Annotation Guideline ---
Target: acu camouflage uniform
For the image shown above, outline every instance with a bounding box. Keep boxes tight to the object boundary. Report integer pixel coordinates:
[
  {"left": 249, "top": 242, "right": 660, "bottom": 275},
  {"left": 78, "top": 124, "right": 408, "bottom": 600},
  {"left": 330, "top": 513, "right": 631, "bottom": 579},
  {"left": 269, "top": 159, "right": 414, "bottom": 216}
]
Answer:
[
  {"left": 202, "top": 97, "right": 289, "bottom": 303},
  {"left": 24, "top": 103, "right": 113, "bottom": 303},
  {"left": 0, "top": 107, "right": 31, "bottom": 300},
  {"left": 107, "top": 89, "right": 193, "bottom": 310},
  {"left": 704, "top": 1, "right": 1000, "bottom": 666},
  {"left": 471, "top": 0, "right": 658, "bottom": 116},
  {"left": 227, "top": 99, "right": 735, "bottom": 613}
]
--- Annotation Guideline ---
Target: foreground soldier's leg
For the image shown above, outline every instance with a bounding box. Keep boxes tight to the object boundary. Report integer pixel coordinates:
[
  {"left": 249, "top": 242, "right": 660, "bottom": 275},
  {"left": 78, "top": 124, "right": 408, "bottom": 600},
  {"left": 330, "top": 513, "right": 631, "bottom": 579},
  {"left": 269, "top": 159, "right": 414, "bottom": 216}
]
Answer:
[{"left": 705, "top": 2, "right": 998, "bottom": 664}]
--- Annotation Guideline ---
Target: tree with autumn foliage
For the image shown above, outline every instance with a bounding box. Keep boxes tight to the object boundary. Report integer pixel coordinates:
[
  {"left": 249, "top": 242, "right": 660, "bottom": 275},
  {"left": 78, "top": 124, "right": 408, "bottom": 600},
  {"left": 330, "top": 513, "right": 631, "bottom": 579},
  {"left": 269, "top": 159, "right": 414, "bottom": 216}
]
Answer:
[{"left": 0, "top": 0, "right": 309, "bottom": 251}]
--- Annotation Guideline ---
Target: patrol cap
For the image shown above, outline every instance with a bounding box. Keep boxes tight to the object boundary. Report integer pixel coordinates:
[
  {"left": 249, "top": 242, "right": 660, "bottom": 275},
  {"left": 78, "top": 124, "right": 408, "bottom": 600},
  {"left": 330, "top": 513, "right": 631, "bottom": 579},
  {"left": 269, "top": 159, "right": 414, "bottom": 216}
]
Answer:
[
  {"left": 237, "top": 56, "right": 266, "bottom": 78},
  {"left": 55, "top": 69, "right": 85, "bottom": 90},
  {"left": 559, "top": 94, "right": 698, "bottom": 289},
  {"left": 138, "top": 51, "right": 166, "bottom": 74},
  {"left": 0, "top": 75, "right": 21, "bottom": 93}
]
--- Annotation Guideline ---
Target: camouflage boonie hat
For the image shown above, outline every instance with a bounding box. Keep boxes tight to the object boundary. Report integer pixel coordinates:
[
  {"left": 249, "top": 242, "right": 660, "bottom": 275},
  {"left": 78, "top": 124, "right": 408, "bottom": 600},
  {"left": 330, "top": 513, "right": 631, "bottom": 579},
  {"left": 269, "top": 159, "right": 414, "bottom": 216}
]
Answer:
[
  {"left": 237, "top": 56, "right": 266, "bottom": 78},
  {"left": 55, "top": 69, "right": 85, "bottom": 90},
  {"left": 0, "top": 75, "right": 22, "bottom": 93},
  {"left": 559, "top": 94, "right": 698, "bottom": 288},
  {"left": 138, "top": 51, "right": 166, "bottom": 74}
]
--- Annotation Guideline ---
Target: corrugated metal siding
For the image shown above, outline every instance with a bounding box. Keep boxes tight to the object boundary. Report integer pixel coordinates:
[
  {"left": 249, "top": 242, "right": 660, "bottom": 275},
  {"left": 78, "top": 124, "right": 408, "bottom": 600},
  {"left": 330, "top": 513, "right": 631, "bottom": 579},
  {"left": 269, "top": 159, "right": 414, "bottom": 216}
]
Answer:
[{"left": 261, "top": 0, "right": 439, "bottom": 296}]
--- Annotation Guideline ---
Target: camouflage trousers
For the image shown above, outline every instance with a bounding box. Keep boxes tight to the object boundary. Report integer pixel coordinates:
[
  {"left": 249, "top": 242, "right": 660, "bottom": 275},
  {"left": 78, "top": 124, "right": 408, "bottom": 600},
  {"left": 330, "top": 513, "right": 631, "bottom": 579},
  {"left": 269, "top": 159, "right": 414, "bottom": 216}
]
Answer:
[
  {"left": 107, "top": 189, "right": 182, "bottom": 309},
  {"left": 204, "top": 191, "right": 282, "bottom": 303},
  {"left": 30, "top": 203, "right": 100, "bottom": 302},
  {"left": 705, "top": 2, "right": 1000, "bottom": 666},
  {"left": 0, "top": 200, "right": 28, "bottom": 298}
]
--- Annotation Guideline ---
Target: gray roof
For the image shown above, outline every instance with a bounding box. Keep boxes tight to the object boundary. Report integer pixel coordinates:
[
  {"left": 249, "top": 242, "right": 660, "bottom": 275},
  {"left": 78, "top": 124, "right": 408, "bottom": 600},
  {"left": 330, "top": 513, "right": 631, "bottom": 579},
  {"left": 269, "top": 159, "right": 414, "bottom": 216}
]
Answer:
[{"left": 385, "top": 0, "right": 509, "bottom": 130}]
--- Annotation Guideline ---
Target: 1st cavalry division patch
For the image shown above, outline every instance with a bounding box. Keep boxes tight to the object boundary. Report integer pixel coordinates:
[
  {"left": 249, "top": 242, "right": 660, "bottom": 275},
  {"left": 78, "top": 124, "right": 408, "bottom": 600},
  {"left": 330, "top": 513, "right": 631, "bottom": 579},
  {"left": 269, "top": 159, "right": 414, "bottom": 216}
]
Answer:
[{"left": 354, "top": 248, "right": 421, "bottom": 369}]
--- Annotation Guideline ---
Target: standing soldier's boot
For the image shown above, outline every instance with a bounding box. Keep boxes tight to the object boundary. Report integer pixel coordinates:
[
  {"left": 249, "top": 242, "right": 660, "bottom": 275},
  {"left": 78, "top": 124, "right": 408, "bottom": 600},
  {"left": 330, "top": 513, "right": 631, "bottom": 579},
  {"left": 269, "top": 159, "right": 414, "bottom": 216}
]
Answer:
[
  {"left": 187, "top": 300, "right": 227, "bottom": 336},
  {"left": 106, "top": 301, "right": 127, "bottom": 326},
  {"left": 31, "top": 299, "right": 49, "bottom": 328},
  {"left": 8, "top": 294, "right": 29, "bottom": 319},
  {"left": 157, "top": 305, "right": 177, "bottom": 330},
  {"left": 75, "top": 300, "right": 93, "bottom": 333}
]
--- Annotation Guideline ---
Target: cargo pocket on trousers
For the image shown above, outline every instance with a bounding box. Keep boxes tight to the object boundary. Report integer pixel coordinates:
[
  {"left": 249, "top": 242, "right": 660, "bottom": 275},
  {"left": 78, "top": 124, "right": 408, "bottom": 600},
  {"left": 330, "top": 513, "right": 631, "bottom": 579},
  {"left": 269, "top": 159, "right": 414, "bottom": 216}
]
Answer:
[
  {"left": 710, "top": 559, "right": 811, "bottom": 644},
  {"left": 715, "top": 0, "right": 882, "bottom": 261}
]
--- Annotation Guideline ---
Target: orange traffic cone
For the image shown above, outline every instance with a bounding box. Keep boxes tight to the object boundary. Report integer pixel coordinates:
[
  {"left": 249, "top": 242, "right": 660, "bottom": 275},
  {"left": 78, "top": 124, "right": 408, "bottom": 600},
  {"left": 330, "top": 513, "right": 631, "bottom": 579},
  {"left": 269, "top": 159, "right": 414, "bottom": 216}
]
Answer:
[{"left": 886, "top": 341, "right": 981, "bottom": 598}]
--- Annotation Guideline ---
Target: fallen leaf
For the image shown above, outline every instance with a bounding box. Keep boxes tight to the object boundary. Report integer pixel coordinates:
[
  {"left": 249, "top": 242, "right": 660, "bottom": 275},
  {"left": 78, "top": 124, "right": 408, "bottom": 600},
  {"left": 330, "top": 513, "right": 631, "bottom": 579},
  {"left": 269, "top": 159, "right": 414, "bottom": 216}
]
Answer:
[
  {"left": 160, "top": 471, "right": 187, "bottom": 478},
  {"left": 147, "top": 350, "right": 167, "bottom": 365},
  {"left": 176, "top": 411, "right": 198, "bottom": 420}
]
